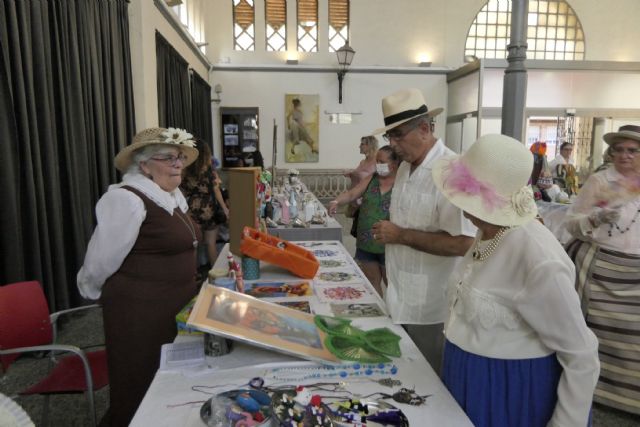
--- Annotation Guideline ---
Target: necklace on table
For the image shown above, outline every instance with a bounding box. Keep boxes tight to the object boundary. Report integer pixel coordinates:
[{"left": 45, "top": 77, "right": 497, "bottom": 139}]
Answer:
[
  {"left": 175, "top": 210, "right": 198, "bottom": 248},
  {"left": 472, "top": 226, "right": 511, "bottom": 261},
  {"left": 608, "top": 208, "right": 640, "bottom": 237}
]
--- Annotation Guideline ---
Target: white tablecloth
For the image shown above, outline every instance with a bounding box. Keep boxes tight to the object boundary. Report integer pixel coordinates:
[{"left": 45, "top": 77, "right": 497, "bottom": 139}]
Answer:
[{"left": 130, "top": 242, "right": 472, "bottom": 427}]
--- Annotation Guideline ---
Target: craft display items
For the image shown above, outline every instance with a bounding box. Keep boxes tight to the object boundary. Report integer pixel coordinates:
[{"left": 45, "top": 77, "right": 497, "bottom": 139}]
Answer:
[
  {"left": 226, "top": 252, "right": 245, "bottom": 292},
  {"left": 265, "top": 362, "right": 399, "bottom": 383},
  {"left": 272, "top": 388, "right": 332, "bottom": 427},
  {"left": 199, "top": 389, "right": 272, "bottom": 427},
  {"left": 608, "top": 208, "right": 640, "bottom": 237},
  {"left": 240, "top": 227, "right": 320, "bottom": 279}
]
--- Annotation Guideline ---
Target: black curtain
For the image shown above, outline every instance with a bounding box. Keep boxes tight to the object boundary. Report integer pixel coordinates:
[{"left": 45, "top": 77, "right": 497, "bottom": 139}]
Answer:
[
  {"left": 0, "top": 0, "right": 136, "bottom": 310},
  {"left": 156, "top": 31, "right": 191, "bottom": 130},
  {"left": 190, "top": 70, "right": 213, "bottom": 146}
]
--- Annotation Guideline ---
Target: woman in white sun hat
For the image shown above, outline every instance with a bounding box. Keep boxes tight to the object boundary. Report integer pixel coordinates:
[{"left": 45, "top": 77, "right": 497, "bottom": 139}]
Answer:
[
  {"left": 433, "top": 134, "right": 599, "bottom": 427},
  {"left": 564, "top": 124, "right": 640, "bottom": 415},
  {"left": 77, "top": 127, "right": 201, "bottom": 426}
]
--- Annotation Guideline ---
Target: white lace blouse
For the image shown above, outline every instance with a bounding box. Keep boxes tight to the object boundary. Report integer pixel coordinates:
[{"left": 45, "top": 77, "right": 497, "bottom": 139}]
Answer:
[
  {"left": 77, "top": 173, "right": 189, "bottom": 300},
  {"left": 445, "top": 220, "right": 599, "bottom": 427}
]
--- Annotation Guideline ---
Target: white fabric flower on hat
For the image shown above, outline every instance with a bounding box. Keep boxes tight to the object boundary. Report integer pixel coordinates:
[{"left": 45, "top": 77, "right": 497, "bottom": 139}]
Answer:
[
  {"left": 161, "top": 127, "right": 195, "bottom": 147},
  {"left": 288, "top": 168, "right": 300, "bottom": 175},
  {"left": 511, "top": 186, "right": 536, "bottom": 217}
]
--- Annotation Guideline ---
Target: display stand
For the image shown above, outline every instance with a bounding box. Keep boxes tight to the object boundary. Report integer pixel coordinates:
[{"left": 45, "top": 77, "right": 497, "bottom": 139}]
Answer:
[{"left": 228, "top": 167, "right": 260, "bottom": 254}]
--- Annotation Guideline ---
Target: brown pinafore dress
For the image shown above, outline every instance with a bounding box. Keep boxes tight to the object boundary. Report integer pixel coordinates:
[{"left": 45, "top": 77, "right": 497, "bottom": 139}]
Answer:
[{"left": 100, "top": 186, "right": 201, "bottom": 426}]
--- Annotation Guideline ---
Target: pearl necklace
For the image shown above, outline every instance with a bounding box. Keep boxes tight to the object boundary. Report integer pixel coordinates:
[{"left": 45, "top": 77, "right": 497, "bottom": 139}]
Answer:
[
  {"left": 175, "top": 210, "right": 198, "bottom": 248},
  {"left": 472, "top": 227, "right": 510, "bottom": 261},
  {"left": 608, "top": 208, "right": 640, "bottom": 237}
]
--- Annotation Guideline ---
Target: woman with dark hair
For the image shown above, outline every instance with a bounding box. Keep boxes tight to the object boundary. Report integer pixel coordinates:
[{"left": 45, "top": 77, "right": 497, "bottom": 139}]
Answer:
[
  {"left": 328, "top": 146, "right": 400, "bottom": 295},
  {"left": 181, "top": 139, "right": 227, "bottom": 265}
]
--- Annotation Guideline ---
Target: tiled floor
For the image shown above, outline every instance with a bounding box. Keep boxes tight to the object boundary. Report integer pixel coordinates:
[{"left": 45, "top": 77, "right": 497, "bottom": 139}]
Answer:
[{"left": 2, "top": 214, "right": 639, "bottom": 426}]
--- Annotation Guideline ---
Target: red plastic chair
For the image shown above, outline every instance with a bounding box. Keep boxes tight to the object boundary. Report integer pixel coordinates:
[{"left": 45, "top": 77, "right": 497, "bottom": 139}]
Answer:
[{"left": 0, "top": 281, "right": 108, "bottom": 427}]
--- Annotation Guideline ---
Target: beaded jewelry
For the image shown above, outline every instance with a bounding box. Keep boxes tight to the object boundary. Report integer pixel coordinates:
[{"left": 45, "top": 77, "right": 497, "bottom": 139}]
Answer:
[
  {"left": 472, "top": 226, "right": 511, "bottom": 261},
  {"left": 607, "top": 208, "right": 640, "bottom": 237},
  {"left": 265, "top": 363, "right": 399, "bottom": 382}
]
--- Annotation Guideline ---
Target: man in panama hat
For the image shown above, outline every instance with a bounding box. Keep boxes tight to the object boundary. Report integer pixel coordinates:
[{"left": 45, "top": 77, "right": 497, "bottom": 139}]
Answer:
[{"left": 371, "top": 88, "right": 475, "bottom": 374}]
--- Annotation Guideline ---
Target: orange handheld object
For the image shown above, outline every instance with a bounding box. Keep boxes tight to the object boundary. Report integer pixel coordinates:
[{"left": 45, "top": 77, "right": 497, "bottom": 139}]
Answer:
[{"left": 239, "top": 227, "right": 319, "bottom": 279}]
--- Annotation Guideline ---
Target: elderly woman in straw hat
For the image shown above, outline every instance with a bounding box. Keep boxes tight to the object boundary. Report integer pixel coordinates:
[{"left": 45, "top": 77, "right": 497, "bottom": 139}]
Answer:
[
  {"left": 564, "top": 124, "right": 640, "bottom": 415},
  {"left": 77, "top": 127, "right": 201, "bottom": 426},
  {"left": 433, "top": 134, "right": 599, "bottom": 427}
]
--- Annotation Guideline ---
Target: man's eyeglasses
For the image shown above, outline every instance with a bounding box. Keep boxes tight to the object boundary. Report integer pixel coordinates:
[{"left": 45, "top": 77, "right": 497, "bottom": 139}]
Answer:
[
  {"left": 149, "top": 153, "right": 188, "bottom": 166},
  {"left": 382, "top": 121, "right": 422, "bottom": 143},
  {"left": 611, "top": 146, "right": 640, "bottom": 156}
]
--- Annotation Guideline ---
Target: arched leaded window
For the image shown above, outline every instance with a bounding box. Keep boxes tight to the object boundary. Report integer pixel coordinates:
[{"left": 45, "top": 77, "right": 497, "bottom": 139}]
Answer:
[
  {"left": 465, "top": 0, "right": 585, "bottom": 60},
  {"left": 233, "top": 0, "right": 255, "bottom": 51}
]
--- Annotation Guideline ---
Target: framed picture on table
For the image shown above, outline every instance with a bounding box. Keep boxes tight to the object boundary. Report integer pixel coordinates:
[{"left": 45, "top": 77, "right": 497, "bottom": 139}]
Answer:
[{"left": 187, "top": 285, "right": 340, "bottom": 364}]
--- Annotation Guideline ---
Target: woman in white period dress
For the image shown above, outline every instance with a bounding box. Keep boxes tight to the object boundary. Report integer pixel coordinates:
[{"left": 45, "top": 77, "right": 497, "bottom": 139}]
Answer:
[
  {"left": 564, "top": 124, "right": 640, "bottom": 414},
  {"left": 433, "top": 134, "right": 599, "bottom": 427}
]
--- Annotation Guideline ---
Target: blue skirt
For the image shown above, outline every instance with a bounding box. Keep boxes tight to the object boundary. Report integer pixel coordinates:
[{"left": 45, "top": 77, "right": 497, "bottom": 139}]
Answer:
[{"left": 442, "top": 340, "right": 563, "bottom": 427}]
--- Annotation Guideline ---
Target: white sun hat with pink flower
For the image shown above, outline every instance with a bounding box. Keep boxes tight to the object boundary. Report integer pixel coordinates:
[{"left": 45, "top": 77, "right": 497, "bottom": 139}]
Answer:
[{"left": 432, "top": 133, "right": 538, "bottom": 227}]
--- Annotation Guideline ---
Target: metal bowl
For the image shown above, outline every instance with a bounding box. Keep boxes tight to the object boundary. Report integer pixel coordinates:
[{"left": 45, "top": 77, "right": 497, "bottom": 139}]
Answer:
[{"left": 200, "top": 389, "right": 272, "bottom": 427}]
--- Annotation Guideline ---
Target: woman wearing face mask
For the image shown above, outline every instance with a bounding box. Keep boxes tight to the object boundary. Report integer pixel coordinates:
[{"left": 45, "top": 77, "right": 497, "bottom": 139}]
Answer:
[{"left": 328, "top": 146, "right": 400, "bottom": 295}]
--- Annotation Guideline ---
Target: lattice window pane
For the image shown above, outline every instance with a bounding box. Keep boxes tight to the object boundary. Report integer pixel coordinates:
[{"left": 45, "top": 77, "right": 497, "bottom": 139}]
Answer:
[
  {"left": 464, "top": 0, "right": 585, "bottom": 62},
  {"left": 266, "top": 0, "right": 286, "bottom": 51},
  {"left": 297, "top": 0, "right": 318, "bottom": 52},
  {"left": 233, "top": 0, "right": 255, "bottom": 51},
  {"left": 329, "top": 0, "right": 349, "bottom": 52}
]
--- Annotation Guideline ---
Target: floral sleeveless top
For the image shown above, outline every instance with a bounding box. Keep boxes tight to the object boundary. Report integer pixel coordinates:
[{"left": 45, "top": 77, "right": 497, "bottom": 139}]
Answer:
[{"left": 356, "top": 174, "right": 392, "bottom": 254}]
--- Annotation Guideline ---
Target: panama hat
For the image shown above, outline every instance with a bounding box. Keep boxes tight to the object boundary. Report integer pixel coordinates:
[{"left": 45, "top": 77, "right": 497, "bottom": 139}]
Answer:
[
  {"left": 603, "top": 124, "right": 640, "bottom": 145},
  {"left": 114, "top": 127, "right": 199, "bottom": 172},
  {"left": 433, "top": 134, "right": 537, "bottom": 227},
  {"left": 372, "top": 88, "right": 443, "bottom": 135}
]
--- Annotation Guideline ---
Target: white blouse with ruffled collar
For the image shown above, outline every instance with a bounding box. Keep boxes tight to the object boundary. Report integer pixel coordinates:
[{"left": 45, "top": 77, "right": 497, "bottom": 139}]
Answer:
[{"left": 77, "top": 173, "right": 189, "bottom": 300}]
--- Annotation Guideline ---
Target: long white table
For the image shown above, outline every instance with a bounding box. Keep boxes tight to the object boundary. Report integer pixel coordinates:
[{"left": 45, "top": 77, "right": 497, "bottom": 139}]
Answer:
[{"left": 130, "top": 242, "right": 472, "bottom": 427}]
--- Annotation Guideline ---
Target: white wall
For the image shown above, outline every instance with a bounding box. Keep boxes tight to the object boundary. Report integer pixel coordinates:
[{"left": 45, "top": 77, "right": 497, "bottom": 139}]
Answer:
[
  {"left": 211, "top": 70, "right": 447, "bottom": 168},
  {"left": 128, "top": 1, "right": 209, "bottom": 131},
  {"left": 127, "top": 0, "right": 640, "bottom": 163},
  {"left": 204, "top": 0, "right": 640, "bottom": 69},
  {"left": 482, "top": 69, "right": 640, "bottom": 109}
]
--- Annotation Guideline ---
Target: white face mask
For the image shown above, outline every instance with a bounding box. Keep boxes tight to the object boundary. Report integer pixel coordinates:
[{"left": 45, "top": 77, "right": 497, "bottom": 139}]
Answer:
[{"left": 376, "top": 163, "right": 390, "bottom": 176}]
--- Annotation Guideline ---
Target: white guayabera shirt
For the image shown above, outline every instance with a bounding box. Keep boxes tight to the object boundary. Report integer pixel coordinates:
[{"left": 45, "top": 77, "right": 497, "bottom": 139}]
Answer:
[{"left": 385, "top": 139, "right": 476, "bottom": 324}]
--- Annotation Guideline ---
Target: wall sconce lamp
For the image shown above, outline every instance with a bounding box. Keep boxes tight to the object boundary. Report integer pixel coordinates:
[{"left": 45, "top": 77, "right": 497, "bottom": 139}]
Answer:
[
  {"left": 286, "top": 51, "right": 299, "bottom": 65},
  {"left": 211, "top": 84, "right": 222, "bottom": 104},
  {"left": 336, "top": 42, "right": 355, "bottom": 104},
  {"left": 417, "top": 53, "right": 431, "bottom": 67}
]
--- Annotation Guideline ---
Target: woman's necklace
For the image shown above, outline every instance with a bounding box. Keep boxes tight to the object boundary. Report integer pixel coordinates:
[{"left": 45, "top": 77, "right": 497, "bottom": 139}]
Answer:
[
  {"left": 608, "top": 208, "right": 640, "bottom": 237},
  {"left": 175, "top": 210, "right": 198, "bottom": 248},
  {"left": 472, "top": 226, "right": 511, "bottom": 261}
]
